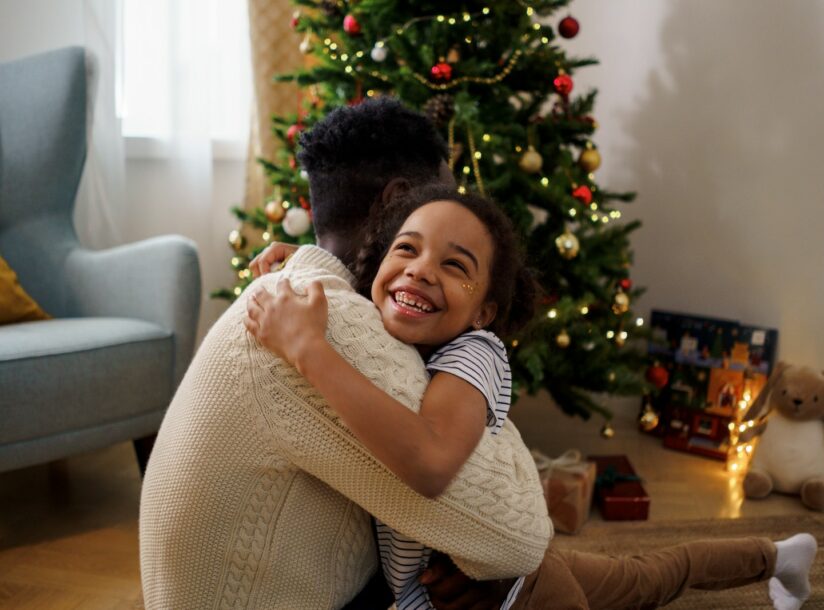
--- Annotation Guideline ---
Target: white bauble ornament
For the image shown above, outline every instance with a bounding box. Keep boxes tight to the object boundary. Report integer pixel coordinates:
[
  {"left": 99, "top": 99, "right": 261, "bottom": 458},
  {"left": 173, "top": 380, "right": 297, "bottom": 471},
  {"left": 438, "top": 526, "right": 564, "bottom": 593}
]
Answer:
[
  {"left": 300, "top": 169, "right": 309, "bottom": 180},
  {"left": 371, "top": 44, "right": 388, "bottom": 62},
  {"left": 283, "top": 207, "right": 311, "bottom": 236}
]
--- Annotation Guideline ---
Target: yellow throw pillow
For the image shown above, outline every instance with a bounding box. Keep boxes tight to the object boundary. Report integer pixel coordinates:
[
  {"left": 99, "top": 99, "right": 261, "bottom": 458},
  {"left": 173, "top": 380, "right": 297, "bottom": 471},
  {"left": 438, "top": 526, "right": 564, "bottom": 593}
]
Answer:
[{"left": 0, "top": 255, "right": 50, "bottom": 324}]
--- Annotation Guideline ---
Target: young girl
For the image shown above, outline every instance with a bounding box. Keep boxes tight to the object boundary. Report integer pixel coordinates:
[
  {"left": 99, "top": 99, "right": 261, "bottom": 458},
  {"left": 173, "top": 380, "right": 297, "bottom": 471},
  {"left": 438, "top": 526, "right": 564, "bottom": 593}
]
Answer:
[{"left": 245, "top": 185, "right": 816, "bottom": 610}]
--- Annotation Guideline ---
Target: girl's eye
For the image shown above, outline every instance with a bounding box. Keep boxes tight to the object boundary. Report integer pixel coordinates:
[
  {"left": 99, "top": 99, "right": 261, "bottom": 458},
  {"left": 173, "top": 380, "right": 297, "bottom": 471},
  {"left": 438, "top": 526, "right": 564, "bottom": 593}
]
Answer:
[
  {"left": 394, "top": 242, "right": 416, "bottom": 254},
  {"left": 445, "top": 259, "right": 468, "bottom": 274}
]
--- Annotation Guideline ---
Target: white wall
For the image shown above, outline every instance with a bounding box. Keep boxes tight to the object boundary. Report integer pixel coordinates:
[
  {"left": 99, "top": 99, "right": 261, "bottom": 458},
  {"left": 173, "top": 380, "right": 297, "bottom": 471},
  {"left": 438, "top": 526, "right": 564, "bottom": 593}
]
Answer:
[
  {"left": 3, "top": 0, "right": 824, "bottom": 365},
  {"left": 563, "top": 0, "right": 824, "bottom": 367}
]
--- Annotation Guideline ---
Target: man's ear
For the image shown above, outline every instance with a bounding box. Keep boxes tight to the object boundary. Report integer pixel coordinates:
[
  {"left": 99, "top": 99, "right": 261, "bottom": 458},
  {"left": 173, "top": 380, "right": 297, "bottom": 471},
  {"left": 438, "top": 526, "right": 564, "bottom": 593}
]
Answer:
[
  {"left": 475, "top": 301, "right": 498, "bottom": 329},
  {"left": 381, "top": 177, "right": 412, "bottom": 203}
]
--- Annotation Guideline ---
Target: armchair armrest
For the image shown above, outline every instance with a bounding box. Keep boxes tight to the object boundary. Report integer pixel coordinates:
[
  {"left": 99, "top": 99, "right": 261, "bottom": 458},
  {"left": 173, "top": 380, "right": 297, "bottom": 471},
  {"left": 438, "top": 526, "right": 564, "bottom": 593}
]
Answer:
[{"left": 65, "top": 235, "right": 201, "bottom": 386}]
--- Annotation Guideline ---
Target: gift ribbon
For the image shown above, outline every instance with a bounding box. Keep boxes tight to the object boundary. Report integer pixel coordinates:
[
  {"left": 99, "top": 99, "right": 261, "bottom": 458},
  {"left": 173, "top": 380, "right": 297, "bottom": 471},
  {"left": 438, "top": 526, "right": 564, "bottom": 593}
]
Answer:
[
  {"left": 595, "top": 465, "right": 642, "bottom": 489},
  {"left": 531, "top": 448, "right": 592, "bottom": 477}
]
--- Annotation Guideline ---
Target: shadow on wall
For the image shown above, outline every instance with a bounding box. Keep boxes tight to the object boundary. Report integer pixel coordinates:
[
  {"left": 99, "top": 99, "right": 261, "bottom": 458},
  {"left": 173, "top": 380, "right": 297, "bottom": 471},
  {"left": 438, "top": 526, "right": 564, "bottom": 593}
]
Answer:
[{"left": 620, "top": 0, "right": 824, "bottom": 364}]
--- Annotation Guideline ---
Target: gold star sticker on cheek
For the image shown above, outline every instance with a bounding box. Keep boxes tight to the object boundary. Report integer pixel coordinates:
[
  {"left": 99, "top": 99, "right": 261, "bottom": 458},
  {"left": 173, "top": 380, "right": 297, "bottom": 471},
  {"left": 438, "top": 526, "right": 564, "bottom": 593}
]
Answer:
[{"left": 461, "top": 282, "right": 478, "bottom": 295}]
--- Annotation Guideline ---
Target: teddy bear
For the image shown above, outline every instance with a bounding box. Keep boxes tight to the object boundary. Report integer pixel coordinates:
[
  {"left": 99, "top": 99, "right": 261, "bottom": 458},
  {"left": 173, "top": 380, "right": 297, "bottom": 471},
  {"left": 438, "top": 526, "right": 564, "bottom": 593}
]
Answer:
[{"left": 741, "top": 362, "right": 824, "bottom": 511}]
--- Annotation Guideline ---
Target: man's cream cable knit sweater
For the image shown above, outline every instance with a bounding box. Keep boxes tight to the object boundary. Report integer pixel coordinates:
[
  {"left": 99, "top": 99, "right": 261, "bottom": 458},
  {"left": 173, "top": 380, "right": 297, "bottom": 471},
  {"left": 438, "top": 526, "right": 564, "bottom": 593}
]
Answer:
[{"left": 140, "top": 246, "right": 552, "bottom": 610}]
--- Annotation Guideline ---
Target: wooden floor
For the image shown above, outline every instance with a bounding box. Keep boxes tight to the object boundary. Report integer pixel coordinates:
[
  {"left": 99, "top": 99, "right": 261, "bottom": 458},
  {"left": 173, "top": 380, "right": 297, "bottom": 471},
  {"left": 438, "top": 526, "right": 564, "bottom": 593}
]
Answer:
[{"left": 0, "top": 393, "right": 810, "bottom": 609}]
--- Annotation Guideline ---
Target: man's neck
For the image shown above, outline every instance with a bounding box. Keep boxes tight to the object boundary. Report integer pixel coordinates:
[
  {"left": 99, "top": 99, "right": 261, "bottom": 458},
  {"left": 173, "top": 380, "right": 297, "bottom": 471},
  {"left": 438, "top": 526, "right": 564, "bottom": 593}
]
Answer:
[{"left": 316, "top": 233, "right": 357, "bottom": 268}]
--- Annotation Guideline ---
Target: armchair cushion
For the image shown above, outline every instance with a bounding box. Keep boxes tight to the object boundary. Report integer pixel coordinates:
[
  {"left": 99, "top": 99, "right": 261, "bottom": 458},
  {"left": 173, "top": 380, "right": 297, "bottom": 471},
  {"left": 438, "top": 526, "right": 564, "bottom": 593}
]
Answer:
[
  {"left": 0, "top": 255, "right": 50, "bottom": 324},
  {"left": 0, "top": 318, "right": 172, "bottom": 447}
]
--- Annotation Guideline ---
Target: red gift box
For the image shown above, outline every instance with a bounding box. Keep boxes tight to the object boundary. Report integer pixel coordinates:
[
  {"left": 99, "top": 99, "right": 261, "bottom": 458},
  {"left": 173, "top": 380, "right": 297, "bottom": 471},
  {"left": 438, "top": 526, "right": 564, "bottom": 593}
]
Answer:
[{"left": 589, "top": 455, "right": 650, "bottom": 521}]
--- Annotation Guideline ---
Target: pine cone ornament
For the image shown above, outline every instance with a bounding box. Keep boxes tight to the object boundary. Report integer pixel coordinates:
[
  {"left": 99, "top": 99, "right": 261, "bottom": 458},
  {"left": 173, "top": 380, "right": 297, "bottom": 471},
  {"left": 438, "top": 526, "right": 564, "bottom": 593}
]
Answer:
[{"left": 423, "top": 94, "right": 455, "bottom": 128}]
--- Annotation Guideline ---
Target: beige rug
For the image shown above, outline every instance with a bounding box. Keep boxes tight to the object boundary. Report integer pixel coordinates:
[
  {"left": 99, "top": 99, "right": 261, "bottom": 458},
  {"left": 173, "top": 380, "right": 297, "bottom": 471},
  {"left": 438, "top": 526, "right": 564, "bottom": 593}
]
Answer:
[{"left": 553, "top": 514, "right": 824, "bottom": 609}]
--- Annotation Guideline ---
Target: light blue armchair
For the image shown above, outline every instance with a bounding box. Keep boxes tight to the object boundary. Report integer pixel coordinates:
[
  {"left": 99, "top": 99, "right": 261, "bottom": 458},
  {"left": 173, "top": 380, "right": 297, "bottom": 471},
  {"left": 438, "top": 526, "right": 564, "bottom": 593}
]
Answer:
[{"left": 0, "top": 47, "right": 201, "bottom": 474}]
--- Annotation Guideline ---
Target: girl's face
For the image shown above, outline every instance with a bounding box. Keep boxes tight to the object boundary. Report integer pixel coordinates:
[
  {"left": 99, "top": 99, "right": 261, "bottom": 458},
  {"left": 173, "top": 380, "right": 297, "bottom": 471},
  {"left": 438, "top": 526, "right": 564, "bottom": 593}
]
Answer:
[{"left": 370, "top": 200, "right": 498, "bottom": 352}]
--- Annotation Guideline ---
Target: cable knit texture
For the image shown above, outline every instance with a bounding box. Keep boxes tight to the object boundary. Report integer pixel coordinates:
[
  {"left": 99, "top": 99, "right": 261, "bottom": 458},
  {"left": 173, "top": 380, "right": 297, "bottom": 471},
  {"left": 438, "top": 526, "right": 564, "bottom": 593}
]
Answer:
[{"left": 139, "top": 246, "right": 552, "bottom": 610}]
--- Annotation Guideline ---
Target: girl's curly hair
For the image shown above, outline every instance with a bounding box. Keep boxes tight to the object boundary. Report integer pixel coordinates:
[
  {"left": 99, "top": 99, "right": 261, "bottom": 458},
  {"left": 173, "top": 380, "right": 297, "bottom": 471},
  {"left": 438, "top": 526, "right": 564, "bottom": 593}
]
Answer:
[{"left": 353, "top": 185, "right": 539, "bottom": 337}]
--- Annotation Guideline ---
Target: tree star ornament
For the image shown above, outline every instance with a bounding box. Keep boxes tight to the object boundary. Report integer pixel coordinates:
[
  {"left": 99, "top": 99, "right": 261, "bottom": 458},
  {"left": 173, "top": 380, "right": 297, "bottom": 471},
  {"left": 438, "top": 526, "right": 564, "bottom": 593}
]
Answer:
[
  {"left": 518, "top": 146, "right": 543, "bottom": 173},
  {"left": 283, "top": 207, "right": 312, "bottom": 237},
  {"left": 555, "top": 228, "right": 580, "bottom": 260}
]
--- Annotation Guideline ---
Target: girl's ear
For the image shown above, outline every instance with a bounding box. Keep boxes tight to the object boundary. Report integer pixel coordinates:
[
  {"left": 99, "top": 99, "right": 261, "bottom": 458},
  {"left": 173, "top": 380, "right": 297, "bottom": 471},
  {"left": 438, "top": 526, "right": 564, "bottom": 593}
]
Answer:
[{"left": 474, "top": 301, "right": 498, "bottom": 330}]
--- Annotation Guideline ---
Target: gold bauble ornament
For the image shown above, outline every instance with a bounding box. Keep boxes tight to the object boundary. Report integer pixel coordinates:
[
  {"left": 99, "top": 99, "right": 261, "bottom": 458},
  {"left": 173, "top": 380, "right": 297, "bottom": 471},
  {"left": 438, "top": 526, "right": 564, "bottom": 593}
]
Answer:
[
  {"left": 264, "top": 200, "right": 286, "bottom": 223},
  {"left": 228, "top": 229, "right": 246, "bottom": 252},
  {"left": 556, "top": 330, "right": 571, "bottom": 348},
  {"left": 600, "top": 421, "right": 616, "bottom": 439},
  {"left": 614, "top": 333, "right": 626, "bottom": 347},
  {"left": 613, "top": 291, "right": 630, "bottom": 314},
  {"left": 579, "top": 147, "right": 601, "bottom": 172},
  {"left": 447, "top": 47, "right": 461, "bottom": 63},
  {"left": 639, "top": 403, "right": 660, "bottom": 432},
  {"left": 518, "top": 146, "right": 543, "bottom": 173},
  {"left": 555, "top": 229, "right": 580, "bottom": 260}
]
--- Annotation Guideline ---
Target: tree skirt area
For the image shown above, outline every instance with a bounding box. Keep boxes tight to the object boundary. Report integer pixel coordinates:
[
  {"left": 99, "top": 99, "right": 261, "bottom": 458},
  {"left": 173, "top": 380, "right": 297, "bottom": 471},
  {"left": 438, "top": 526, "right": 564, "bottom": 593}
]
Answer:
[{"left": 552, "top": 514, "right": 824, "bottom": 609}]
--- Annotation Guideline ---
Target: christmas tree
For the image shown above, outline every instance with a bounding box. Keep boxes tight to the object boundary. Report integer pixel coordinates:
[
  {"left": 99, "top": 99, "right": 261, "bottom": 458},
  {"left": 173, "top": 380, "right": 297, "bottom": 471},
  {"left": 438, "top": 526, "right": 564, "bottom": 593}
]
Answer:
[{"left": 215, "top": 0, "right": 650, "bottom": 420}]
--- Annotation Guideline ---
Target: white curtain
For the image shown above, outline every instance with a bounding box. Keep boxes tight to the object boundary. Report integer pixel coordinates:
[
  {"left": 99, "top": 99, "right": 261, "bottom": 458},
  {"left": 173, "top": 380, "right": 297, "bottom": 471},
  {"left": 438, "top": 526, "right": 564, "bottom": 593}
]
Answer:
[
  {"left": 74, "top": 0, "right": 127, "bottom": 250},
  {"left": 120, "top": 0, "right": 252, "bottom": 338}
]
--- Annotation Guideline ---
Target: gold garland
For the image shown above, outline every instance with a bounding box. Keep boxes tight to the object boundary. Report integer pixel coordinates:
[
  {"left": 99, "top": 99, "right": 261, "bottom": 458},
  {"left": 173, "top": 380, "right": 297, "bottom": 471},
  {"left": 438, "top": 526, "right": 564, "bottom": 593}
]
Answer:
[
  {"left": 447, "top": 117, "right": 457, "bottom": 172},
  {"left": 466, "top": 128, "right": 485, "bottom": 196},
  {"left": 409, "top": 49, "right": 523, "bottom": 91}
]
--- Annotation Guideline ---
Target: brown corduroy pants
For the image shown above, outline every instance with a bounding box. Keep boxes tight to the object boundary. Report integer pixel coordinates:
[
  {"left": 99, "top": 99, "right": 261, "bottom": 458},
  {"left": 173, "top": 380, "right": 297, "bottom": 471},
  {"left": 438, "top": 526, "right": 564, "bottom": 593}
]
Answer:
[{"left": 510, "top": 537, "right": 776, "bottom": 610}]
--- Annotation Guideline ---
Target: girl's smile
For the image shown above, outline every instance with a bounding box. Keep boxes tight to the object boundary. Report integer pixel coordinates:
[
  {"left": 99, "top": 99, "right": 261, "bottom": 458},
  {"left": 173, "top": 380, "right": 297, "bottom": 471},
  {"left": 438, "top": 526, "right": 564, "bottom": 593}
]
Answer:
[{"left": 371, "top": 200, "right": 498, "bottom": 352}]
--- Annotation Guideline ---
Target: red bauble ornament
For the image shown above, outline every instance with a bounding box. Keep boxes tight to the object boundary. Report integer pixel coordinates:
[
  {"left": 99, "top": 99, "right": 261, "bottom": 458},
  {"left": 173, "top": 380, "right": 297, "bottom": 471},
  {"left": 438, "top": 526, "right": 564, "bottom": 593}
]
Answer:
[
  {"left": 646, "top": 364, "right": 670, "bottom": 390},
  {"left": 558, "top": 16, "right": 580, "bottom": 38},
  {"left": 619, "top": 278, "right": 633, "bottom": 291},
  {"left": 343, "top": 14, "right": 361, "bottom": 35},
  {"left": 286, "top": 123, "right": 304, "bottom": 145},
  {"left": 290, "top": 16, "right": 300, "bottom": 29},
  {"left": 430, "top": 62, "right": 453, "bottom": 82},
  {"left": 553, "top": 73, "right": 574, "bottom": 97},
  {"left": 571, "top": 185, "right": 592, "bottom": 205},
  {"left": 289, "top": 156, "right": 297, "bottom": 170}
]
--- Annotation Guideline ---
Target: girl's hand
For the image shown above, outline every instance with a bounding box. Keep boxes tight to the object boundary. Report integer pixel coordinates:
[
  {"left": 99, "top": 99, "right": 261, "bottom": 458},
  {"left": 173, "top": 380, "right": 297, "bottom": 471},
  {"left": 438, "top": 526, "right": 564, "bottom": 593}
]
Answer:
[
  {"left": 249, "top": 242, "right": 300, "bottom": 278},
  {"left": 244, "top": 278, "right": 328, "bottom": 371}
]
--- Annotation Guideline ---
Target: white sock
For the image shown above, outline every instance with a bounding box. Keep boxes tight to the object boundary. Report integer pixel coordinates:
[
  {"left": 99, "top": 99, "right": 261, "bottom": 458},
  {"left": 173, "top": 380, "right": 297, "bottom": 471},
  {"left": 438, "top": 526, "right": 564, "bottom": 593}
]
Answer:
[{"left": 770, "top": 533, "right": 817, "bottom": 610}]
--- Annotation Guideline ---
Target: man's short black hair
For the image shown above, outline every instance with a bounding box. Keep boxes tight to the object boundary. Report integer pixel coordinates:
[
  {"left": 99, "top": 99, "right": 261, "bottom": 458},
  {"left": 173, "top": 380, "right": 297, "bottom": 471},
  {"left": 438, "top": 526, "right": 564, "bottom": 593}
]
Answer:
[{"left": 297, "top": 97, "right": 449, "bottom": 237}]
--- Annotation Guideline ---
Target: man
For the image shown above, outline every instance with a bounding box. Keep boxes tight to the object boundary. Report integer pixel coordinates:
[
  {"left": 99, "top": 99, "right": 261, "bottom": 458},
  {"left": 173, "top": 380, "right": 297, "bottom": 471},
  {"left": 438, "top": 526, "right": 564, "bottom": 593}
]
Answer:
[{"left": 139, "top": 98, "right": 552, "bottom": 610}]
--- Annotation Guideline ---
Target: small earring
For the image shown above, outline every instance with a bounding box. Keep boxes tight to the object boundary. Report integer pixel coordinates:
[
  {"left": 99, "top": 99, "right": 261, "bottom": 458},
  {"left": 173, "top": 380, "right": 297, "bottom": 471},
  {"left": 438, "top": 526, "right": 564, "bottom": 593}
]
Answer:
[{"left": 474, "top": 319, "right": 483, "bottom": 329}]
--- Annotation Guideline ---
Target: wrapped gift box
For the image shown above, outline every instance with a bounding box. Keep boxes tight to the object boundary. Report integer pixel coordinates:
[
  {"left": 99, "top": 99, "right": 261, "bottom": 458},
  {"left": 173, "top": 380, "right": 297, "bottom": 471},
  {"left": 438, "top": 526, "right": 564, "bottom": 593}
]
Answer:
[
  {"left": 589, "top": 455, "right": 650, "bottom": 521},
  {"left": 532, "top": 449, "right": 596, "bottom": 534}
]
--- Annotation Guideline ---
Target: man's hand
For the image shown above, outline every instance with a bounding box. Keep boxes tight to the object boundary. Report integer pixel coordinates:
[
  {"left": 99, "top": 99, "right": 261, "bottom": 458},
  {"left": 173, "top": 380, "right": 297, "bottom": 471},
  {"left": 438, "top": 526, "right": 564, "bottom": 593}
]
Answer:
[
  {"left": 249, "top": 242, "right": 300, "bottom": 278},
  {"left": 421, "top": 552, "right": 516, "bottom": 610},
  {"left": 244, "top": 278, "right": 328, "bottom": 371}
]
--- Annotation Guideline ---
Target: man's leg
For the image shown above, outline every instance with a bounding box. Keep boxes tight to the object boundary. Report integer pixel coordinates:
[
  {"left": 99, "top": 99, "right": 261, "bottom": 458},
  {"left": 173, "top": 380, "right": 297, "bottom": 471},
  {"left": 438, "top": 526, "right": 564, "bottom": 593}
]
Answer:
[
  {"left": 560, "top": 537, "right": 776, "bottom": 609},
  {"left": 512, "top": 538, "right": 776, "bottom": 610}
]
